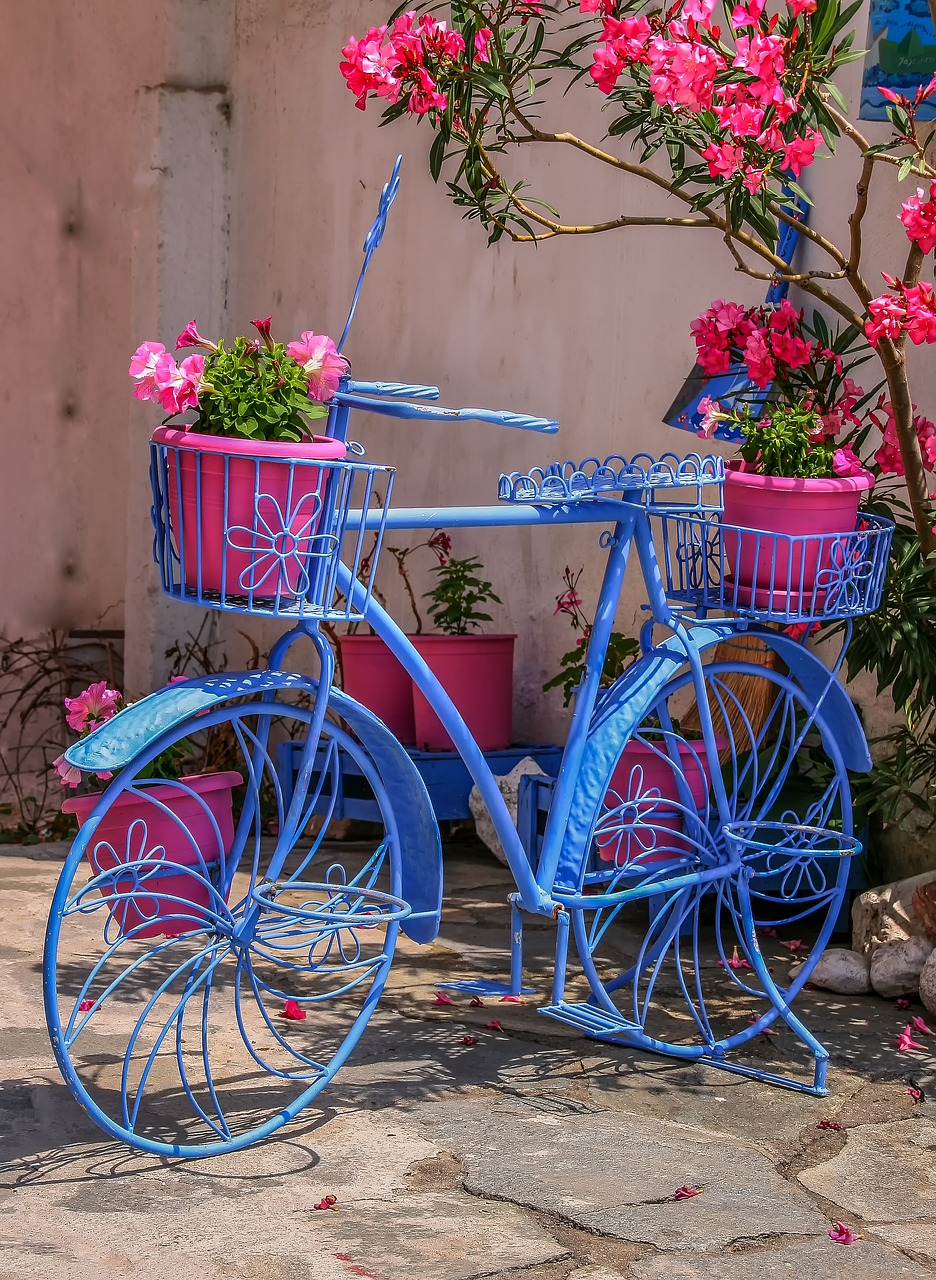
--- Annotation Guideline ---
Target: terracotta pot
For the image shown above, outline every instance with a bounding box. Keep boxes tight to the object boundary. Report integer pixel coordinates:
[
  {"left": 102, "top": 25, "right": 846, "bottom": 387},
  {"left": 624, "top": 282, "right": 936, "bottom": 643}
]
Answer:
[
  {"left": 410, "top": 634, "right": 515, "bottom": 752},
  {"left": 63, "top": 771, "right": 243, "bottom": 938},
  {"left": 153, "top": 428, "right": 347, "bottom": 599},
  {"left": 721, "top": 461, "right": 873, "bottom": 609}
]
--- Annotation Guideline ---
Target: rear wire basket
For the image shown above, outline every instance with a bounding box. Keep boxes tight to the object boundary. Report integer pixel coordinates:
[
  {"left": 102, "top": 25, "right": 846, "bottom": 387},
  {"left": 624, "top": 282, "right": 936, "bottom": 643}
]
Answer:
[
  {"left": 150, "top": 440, "right": 393, "bottom": 620},
  {"left": 660, "top": 511, "right": 893, "bottom": 623}
]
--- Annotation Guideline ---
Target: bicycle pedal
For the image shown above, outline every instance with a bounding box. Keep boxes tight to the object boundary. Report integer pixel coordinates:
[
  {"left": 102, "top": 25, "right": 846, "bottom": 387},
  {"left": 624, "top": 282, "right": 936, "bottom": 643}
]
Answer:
[
  {"left": 538, "top": 1000, "right": 640, "bottom": 1038},
  {"left": 436, "top": 979, "right": 536, "bottom": 997}
]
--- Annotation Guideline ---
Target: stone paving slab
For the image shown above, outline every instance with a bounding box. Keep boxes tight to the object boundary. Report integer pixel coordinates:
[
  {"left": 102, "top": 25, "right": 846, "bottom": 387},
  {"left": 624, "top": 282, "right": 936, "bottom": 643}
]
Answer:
[
  {"left": 875, "top": 1223, "right": 936, "bottom": 1266},
  {"left": 628, "top": 1237, "right": 936, "bottom": 1280},
  {"left": 407, "top": 1096, "right": 829, "bottom": 1252},
  {"left": 798, "top": 1118, "right": 936, "bottom": 1221}
]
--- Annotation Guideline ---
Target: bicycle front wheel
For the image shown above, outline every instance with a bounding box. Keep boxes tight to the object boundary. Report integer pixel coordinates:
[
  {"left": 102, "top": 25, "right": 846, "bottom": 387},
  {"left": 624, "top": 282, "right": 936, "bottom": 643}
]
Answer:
[{"left": 45, "top": 700, "right": 408, "bottom": 1157}]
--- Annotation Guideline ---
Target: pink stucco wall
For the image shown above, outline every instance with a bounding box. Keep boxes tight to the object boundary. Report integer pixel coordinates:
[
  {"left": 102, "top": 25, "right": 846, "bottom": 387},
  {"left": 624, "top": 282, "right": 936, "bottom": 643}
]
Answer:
[{"left": 0, "top": 0, "right": 928, "bottom": 742}]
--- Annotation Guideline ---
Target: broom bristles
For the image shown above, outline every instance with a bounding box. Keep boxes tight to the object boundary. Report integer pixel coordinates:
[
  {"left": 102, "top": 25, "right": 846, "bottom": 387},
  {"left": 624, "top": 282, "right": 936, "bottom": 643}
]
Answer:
[{"left": 682, "top": 635, "right": 778, "bottom": 755}]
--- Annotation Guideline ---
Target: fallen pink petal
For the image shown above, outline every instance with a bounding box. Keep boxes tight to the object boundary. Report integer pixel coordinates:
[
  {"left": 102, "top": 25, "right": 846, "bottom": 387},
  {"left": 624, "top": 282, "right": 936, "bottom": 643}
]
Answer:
[
  {"left": 674, "top": 1186, "right": 702, "bottom": 1200},
  {"left": 313, "top": 1195, "right": 338, "bottom": 1211},
  {"left": 78, "top": 999, "right": 94, "bottom": 1013},
  {"left": 829, "top": 1221, "right": 857, "bottom": 1245},
  {"left": 469, "top": 996, "right": 485, "bottom": 1007},
  {"left": 499, "top": 995, "right": 524, "bottom": 1004},
  {"left": 432, "top": 992, "right": 455, "bottom": 1006},
  {"left": 911, "top": 1015, "right": 933, "bottom": 1035},
  {"left": 462, "top": 1035, "right": 479, "bottom": 1046},
  {"left": 907, "top": 1086, "right": 924, "bottom": 1103},
  {"left": 485, "top": 1020, "right": 504, "bottom": 1031},
  {"left": 279, "top": 999, "right": 307, "bottom": 1021},
  {"left": 896, "top": 1024, "right": 927, "bottom": 1052},
  {"left": 779, "top": 939, "right": 805, "bottom": 952},
  {"left": 726, "top": 946, "right": 751, "bottom": 970},
  {"left": 817, "top": 1119, "right": 842, "bottom": 1131},
  {"left": 896, "top": 998, "right": 911, "bottom": 1010}
]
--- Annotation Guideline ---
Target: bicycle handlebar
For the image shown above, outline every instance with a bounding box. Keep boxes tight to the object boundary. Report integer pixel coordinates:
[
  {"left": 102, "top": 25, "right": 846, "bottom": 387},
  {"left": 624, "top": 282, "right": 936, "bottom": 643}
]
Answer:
[
  {"left": 345, "top": 380, "right": 440, "bottom": 400},
  {"left": 331, "top": 390, "right": 559, "bottom": 434}
]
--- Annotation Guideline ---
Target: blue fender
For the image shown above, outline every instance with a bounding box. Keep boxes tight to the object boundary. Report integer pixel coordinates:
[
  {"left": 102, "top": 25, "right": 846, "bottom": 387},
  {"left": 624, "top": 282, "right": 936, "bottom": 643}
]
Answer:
[
  {"left": 65, "top": 672, "right": 443, "bottom": 944},
  {"left": 556, "top": 625, "right": 869, "bottom": 889}
]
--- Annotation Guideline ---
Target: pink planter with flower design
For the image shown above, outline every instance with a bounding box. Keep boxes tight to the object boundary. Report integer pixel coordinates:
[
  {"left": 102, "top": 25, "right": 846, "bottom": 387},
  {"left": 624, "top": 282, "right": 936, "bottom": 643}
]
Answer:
[
  {"left": 63, "top": 771, "right": 243, "bottom": 939},
  {"left": 153, "top": 428, "right": 347, "bottom": 600}
]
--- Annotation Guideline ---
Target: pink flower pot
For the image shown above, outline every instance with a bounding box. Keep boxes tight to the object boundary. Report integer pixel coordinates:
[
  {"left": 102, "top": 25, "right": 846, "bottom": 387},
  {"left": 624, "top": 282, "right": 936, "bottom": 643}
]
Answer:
[
  {"left": 153, "top": 428, "right": 347, "bottom": 599},
  {"left": 63, "top": 771, "right": 243, "bottom": 938},
  {"left": 411, "top": 635, "right": 515, "bottom": 752},
  {"left": 721, "top": 462, "right": 873, "bottom": 610},
  {"left": 598, "top": 738, "right": 726, "bottom": 866},
  {"left": 338, "top": 634, "right": 417, "bottom": 745}
]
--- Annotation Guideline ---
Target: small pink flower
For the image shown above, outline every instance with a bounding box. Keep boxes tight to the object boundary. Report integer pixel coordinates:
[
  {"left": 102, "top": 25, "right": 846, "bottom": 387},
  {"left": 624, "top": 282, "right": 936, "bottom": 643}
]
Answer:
[
  {"left": 485, "top": 1020, "right": 504, "bottom": 1031},
  {"left": 554, "top": 589, "right": 584, "bottom": 616},
  {"left": 788, "top": 0, "right": 816, "bottom": 14},
  {"left": 279, "top": 999, "right": 307, "bottom": 1021},
  {"left": 817, "top": 1119, "right": 842, "bottom": 1131},
  {"left": 720, "top": 946, "right": 751, "bottom": 970},
  {"left": 313, "top": 1194, "right": 338, "bottom": 1211},
  {"left": 78, "top": 998, "right": 95, "bottom": 1012},
  {"left": 674, "top": 1186, "right": 702, "bottom": 1199},
  {"left": 53, "top": 753, "right": 83, "bottom": 789},
  {"left": 896, "top": 998, "right": 911, "bottom": 1010},
  {"left": 779, "top": 938, "right": 805, "bottom": 952},
  {"left": 462, "top": 1035, "right": 479, "bottom": 1046},
  {"left": 286, "top": 331, "right": 348, "bottom": 401},
  {"left": 829, "top": 1222, "right": 857, "bottom": 1245},
  {"left": 911, "top": 1015, "right": 933, "bottom": 1036},
  {"left": 908, "top": 1086, "right": 924, "bottom": 1103},
  {"left": 129, "top": 341, "right": 167, "bottom": 402},
  {"left": 499, "top": 994, "right": 524, "bottom": 1004},
  {"left": 251, "top": 315, "right": 274, "bottom": 349},
  {"left": 64, "top": 681, "right": 122, "bottom": 733},
  {"left": 469, "top": 996, "right": 485, "bottom": 1007},
  {"left": 175, "top": 320, "right": 215, "bottom": 351},
  {"left": 896, "top": 1024, "right": 927, "bottom": 1052},
  {"left": 432, "top": 992, "right": 455, "bottom": 1006},
  {"left": 474, "top": 26, "right": 493, "bottom": 61},
  {"left": 154, "top": 352, "right": 205, "bottom": 415}
]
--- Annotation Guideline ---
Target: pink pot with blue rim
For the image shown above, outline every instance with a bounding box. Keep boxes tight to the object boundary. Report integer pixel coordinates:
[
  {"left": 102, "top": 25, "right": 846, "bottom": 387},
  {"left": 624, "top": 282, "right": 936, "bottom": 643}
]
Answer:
[
  {"left": 153, "top": 428, "right": 347, "bottom": 599},
  {"left": 721, "top": 460, "right": 874, "bottom": 609}
]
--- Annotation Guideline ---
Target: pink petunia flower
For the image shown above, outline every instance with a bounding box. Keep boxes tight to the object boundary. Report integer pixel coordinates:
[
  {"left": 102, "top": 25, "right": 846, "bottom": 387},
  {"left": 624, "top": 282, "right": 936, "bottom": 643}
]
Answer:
[
  {"left": 129, "top": 341, "right": 167, "bottom": 402},
  {"left": 64, "top": 681, "right": 122, "bottom": 733},
  {"left": 251, "top": 316, "right": 274, "bottom": 349},
  {"left": 279, "top": 999, "right": 307, "bottom": 1021},
  {"left": 53, "top": 752, "right": 83, "bottom": 788},
  {"left": 286, "top": 331, "right": 348, "bottom": 401},
  {"left": 829, "top": 1222, "right": 857, "bottom": 1245},
  {"left": 175, "top": 320, "right": 215, "bottom": 351},
  {"left": 153, "top": 353, "right": 205, "bottom": 416}
]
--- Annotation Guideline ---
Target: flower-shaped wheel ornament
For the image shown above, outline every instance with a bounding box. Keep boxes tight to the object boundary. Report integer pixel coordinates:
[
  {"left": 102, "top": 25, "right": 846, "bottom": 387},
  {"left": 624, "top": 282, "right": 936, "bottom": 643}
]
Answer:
[
  {"left": 815, "top": 532, "right": 875, "bottom": 616},
  {"left": 226, "top": 491, "right": 338, "bottom": 596}
]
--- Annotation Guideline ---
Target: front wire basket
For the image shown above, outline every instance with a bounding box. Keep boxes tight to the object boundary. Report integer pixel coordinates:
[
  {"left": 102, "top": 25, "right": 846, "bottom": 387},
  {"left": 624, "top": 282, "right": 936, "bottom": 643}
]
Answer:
[
  {"left": 660, "top": 510, "right": 894, "bottom": 624},
  {"left": 150, "top": 440, "right": 393, "bottom": 620}
]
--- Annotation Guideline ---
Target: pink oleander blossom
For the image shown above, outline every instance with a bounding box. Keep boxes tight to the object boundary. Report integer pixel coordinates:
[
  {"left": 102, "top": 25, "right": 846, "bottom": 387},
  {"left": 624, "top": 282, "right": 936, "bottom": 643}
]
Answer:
[
  {"left": 900, "top": 182, "right": 936, "bottom": 254},
  {"left": 701, "top": 141, "right": 745, "bottom": 179},
  {"left": 865, "top": 292, "right": 906, "bottom": 346},
  {"left": 286, "top": 332, "right": 348, "bottom": 401},
  {"left": 743, "top": 327, "right": 775, "bottom": 387},
  {"left": 474, "top": 27, "right": 493, "bottom": 61},
  {"left": 64, "top": 681, "right": 122, "bottom": 733},
  {"left": 731, "top": 0, "right": 765, "bottom": 27},
  {"left": 788, "top": 0, "right": 816, "bottom": 14},
  {"left": 896, "top": 1023, "right": 927, "bottom": 1051},
  {"left": 129, "top": 341, "right": 167, "bottom": 402},
  {"left": 903, "top": 282, "right": 936, "bottom": 345},
  {"left": 783, "top": 129, "right": 821, "bottom": 178}
]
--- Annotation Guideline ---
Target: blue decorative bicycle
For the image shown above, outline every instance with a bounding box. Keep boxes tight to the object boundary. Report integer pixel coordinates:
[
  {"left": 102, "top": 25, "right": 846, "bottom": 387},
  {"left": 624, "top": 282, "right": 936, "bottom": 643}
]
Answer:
[{"left": 44, "top": 161, "right": 893, "bottom": 1158}]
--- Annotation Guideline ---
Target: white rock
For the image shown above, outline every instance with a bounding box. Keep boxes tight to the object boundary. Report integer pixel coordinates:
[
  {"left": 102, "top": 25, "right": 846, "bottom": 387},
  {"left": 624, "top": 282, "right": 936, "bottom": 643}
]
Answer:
[
  {"left": 469, "top": 758, "right": 548, "bottom": 866},
  {"left": 919, "top": 948, "right": 936, "bottom": 1017},
  {"left": 851, "top": 871, "right": 936, "bottom": 956},
  {"left": 869, "top": 936, "right": 935, "bottom": 998},
  {"left": 788, "top": 949, "right": 871, "bottom": 995}
]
